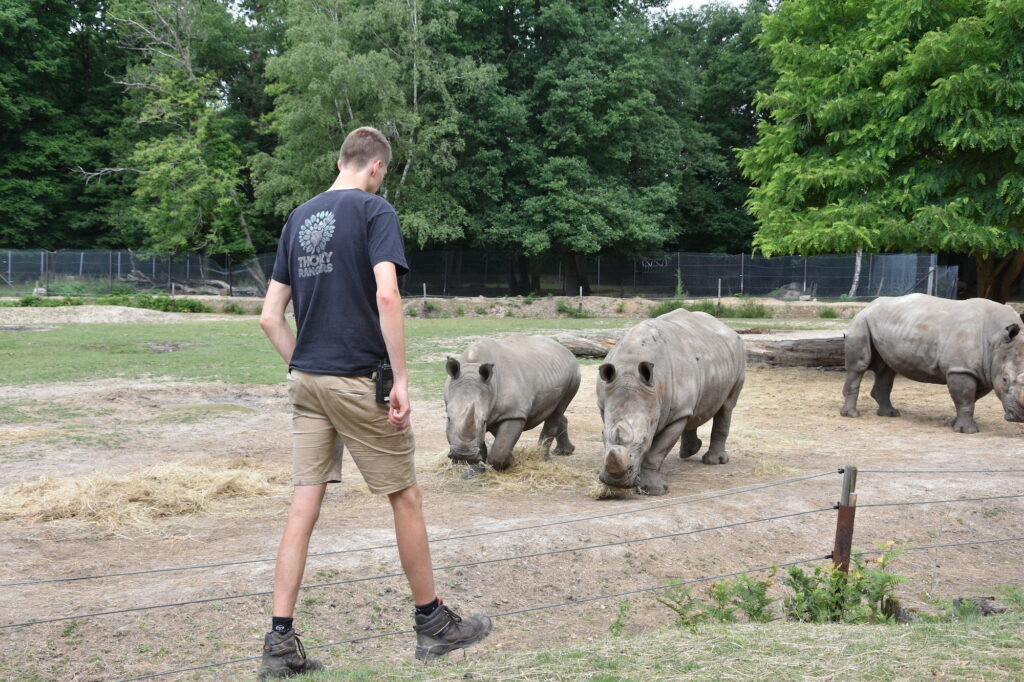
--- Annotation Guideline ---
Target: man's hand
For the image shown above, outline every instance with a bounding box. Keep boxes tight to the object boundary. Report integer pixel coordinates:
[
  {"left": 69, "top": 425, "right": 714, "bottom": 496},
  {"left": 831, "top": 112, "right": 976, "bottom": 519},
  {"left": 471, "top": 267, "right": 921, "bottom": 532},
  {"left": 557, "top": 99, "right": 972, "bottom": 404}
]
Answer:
[{"left": 388, "top": 378, "right": 411, "bottom": 430}]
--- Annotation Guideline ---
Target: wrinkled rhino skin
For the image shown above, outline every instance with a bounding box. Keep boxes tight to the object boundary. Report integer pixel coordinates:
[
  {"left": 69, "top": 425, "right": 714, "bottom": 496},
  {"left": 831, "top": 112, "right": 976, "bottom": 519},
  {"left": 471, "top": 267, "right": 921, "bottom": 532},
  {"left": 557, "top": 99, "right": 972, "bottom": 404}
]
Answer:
[
  {"left": 840, "top": 293, "right": 1024, "bottom": 433},
  {"left": 597, "top": 308, "right": 746, "bottom": 495},
  {"left": 445, "top": 335, "right": 581, "bottom": 470}
]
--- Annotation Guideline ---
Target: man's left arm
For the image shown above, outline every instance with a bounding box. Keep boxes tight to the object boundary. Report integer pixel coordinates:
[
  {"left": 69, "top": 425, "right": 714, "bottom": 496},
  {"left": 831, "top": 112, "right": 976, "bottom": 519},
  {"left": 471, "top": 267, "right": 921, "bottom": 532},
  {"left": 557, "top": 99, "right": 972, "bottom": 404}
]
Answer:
[{"left": 260, "top": 279, "right": 296, "bottom": 365}]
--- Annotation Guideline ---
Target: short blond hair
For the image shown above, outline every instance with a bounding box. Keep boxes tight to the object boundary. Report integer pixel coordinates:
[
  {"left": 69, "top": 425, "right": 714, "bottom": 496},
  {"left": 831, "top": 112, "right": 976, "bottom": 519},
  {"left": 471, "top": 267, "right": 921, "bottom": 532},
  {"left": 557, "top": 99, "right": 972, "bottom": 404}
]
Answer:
[{"left": 339, "top": 127, "right": 391, "bottom": 169}]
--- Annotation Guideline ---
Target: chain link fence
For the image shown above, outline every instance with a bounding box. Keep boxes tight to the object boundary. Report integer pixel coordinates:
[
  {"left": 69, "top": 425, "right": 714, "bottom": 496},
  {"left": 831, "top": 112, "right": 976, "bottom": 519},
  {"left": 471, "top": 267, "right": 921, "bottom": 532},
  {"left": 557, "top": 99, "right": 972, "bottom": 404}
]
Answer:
[{"left": 0, "top": 248, "right": 956, "bottom": 300}]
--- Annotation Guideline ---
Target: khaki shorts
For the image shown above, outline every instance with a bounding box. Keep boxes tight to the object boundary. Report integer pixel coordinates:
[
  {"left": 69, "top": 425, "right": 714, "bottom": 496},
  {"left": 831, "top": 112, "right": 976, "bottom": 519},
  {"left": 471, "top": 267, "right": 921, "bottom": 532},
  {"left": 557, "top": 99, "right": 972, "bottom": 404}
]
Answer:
[{"left": 287, "top": 369, "right": 416, "bottom": 494}]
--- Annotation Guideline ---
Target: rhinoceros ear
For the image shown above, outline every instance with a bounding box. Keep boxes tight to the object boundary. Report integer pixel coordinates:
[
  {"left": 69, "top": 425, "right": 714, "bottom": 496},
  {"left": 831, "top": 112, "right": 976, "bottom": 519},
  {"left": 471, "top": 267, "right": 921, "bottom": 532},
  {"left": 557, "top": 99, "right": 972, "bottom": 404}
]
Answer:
[
  {"left": 599, "top": 363, "right": 616, "bottom": 383},
  {"left": 446, "top": 357, "right": 461, "bottom": 379},
  {"left": 479, "top": 363, "right": 494, "bottom": 382},
  {"left": 638, "top": 361, "right": 654, "bottom": 386},
  {"left": 1005, "top": 324, "right": 1021, "bottom": 343}
]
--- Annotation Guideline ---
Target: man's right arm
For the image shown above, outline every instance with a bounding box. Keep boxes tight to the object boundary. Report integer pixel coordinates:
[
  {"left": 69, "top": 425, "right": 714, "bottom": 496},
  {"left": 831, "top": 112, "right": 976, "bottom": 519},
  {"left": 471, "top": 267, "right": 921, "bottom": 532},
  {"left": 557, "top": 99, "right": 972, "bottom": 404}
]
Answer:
[
  {"left": 373, "top": 261, "right": 410, "bottom": 430},
  {"left": 260, "top": 279, "right": 296, "bottom": 365}
]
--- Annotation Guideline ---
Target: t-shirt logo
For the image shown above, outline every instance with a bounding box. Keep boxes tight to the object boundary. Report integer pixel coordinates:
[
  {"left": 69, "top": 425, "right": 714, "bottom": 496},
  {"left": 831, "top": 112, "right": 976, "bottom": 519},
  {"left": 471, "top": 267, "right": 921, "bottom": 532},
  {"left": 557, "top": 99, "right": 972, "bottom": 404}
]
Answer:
[{"left": 297, "top": 210, "right": 335, "bottom": 278}]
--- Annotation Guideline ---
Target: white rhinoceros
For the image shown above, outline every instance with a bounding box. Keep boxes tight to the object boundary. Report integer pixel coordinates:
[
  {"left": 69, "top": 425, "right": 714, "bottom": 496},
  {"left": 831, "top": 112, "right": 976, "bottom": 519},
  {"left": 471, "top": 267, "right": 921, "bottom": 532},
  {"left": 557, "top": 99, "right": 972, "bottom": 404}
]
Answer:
[
  {"left": 597, "top": 308, "right": 746, "bottom": 495},
  {"left": 444, "top": 335, "right": 581, "bottom": 470},
  {"left": 840, "top": 293, "right": 1024, "bottom": 433}
]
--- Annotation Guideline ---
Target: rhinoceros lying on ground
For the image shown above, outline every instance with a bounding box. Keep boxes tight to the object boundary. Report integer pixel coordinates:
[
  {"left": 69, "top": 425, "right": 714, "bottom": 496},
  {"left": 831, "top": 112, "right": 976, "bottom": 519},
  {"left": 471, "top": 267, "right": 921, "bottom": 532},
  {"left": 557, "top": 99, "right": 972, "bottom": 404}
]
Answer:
[
  {"left": 597, "top": 308, "right": 746, "bottom": 495},
  {"left": 445, "top": 335, "right": 581, "bottom": 470},
  {"left": 840, "top": 293, "right": 1024, "bottom": 433}
]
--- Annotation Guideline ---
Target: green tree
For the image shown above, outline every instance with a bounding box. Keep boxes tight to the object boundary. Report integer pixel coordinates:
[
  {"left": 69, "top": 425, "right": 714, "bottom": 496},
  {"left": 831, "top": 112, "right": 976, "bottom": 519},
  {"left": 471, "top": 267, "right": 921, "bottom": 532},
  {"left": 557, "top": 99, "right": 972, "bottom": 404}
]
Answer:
[
  {"left": 0, "top": 0, "right": 129, "bottom": 248},
  {"left": 254, "top": 0, "right": 498, "bottom": 248},
  {"left": 102, "top": 0, "right": 279, "bottom": 291},
  {"left": 740, "top": 0, "right": 1024, "bottom": 301},
  {"left": 659, "top": 0, "right": 775, "bottom": 253},
  {"left": 450, "top": 0, "right": 708, "bottom": 293}
]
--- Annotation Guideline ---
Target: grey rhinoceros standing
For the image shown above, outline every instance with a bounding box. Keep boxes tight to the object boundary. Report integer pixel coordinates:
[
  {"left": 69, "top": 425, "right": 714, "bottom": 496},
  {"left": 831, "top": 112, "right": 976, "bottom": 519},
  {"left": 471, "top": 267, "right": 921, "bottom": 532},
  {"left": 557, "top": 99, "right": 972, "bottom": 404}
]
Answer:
[
  {"left": 597, "top": 308, "right": 746, "bottom": 495},
  {"left": 841, "top": 293, "right": 1024, "bottom": 433},
  {"left": 445, "top": 335, "right": 581, "bottom": 470}
]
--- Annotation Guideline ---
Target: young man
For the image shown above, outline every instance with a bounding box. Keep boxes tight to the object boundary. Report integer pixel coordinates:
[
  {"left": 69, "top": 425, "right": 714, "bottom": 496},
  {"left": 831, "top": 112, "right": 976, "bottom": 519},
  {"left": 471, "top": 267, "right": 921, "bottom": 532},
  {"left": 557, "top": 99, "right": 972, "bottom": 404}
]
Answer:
[{"left": 257, "top": 127, "right": 492, "bottom": 679}]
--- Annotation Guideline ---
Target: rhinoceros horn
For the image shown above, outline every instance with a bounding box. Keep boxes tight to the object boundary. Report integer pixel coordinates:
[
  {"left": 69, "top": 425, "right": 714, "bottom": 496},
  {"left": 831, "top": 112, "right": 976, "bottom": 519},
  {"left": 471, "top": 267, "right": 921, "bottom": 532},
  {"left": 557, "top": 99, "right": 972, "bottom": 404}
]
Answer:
[{"left": 461, "top": 404, "right": 477, "bottom": 439}]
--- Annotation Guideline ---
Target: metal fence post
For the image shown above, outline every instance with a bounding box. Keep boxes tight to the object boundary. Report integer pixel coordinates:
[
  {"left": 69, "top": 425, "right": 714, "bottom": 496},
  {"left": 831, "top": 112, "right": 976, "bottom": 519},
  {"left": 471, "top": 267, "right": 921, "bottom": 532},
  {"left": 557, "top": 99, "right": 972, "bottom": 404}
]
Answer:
[
  {"left": 44, "top": 251, "right": 49, "bottom": 294},
  {"left": 227, "top": 253, "right": 233, "bottom": 297},
  {"left": 108, "top": 251, "right": 113, "bottom": 293},
  {"left": 832, "top": 465, "right": 858, "bottom": 573},
  {"left": 803, "top": 257, "right": 808, "bottom": 293},
  {"left": 740, "top": 253, "right": 744, "bottom": 295}
]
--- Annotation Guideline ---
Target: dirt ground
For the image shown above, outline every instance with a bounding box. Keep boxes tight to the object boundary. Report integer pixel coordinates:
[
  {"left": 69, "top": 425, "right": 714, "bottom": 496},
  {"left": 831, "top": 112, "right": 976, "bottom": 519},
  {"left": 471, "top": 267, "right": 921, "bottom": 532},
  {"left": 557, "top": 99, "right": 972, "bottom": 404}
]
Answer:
[{"left": 1, "top": 306, "right": 1022, "bottom": 681}]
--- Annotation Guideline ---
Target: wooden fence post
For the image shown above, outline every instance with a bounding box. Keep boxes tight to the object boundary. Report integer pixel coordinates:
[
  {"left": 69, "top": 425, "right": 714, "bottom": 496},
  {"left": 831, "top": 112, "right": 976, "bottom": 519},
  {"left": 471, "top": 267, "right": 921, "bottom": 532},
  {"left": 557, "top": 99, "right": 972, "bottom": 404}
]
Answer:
[{"left": 833, "top": 465, "right": 858, "bottom": 572}]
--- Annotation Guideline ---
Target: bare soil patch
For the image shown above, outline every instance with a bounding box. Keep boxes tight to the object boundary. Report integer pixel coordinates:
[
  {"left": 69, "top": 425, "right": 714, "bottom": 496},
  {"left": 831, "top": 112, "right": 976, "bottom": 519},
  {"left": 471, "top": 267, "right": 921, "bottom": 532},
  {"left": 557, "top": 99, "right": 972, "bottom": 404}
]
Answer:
[{"left": 0, "top": 315, "right": 1021, "bottom": 680}]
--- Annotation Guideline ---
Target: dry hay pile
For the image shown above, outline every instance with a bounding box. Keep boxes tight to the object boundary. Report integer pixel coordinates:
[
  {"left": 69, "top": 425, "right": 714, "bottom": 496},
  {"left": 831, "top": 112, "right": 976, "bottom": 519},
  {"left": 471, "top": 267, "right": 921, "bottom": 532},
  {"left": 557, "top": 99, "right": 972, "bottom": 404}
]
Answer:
[
  {"left": 430, "top": 444, "right": 590, "bottom": 492},
  {"left": 0, "top": 458, "right": 289, "bottom": 529}
]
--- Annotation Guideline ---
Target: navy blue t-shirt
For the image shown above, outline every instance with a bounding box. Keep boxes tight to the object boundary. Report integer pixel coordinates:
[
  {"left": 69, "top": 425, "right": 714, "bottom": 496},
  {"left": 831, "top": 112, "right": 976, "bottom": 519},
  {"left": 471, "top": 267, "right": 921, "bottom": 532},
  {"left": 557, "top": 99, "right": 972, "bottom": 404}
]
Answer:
[{"left": 270, "top": 189, "right": 409, "bottom": 377}]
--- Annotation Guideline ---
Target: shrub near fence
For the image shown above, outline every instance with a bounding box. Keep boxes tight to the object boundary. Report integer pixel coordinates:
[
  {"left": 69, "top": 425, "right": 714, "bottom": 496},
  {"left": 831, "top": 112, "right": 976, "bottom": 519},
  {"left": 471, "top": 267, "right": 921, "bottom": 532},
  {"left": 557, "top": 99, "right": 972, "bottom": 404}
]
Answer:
[{"left": 0, "top": 249, "right": 957, "bottom": 300}]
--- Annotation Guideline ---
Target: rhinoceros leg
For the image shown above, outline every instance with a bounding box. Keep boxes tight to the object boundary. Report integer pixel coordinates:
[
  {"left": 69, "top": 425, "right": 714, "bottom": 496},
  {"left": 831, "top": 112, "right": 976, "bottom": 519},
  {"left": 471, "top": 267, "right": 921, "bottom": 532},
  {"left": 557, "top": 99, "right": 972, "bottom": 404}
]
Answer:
[
  {"left": 538, "top": 414, "right": 574, "bottom": 460},
  {"left": 679, "top": 430, "right": 702, "bottom": 459},
  {"left": 947, "top": 372, "right": 980, "bottom": 434},
  {"left": 703, "top": 404, "right": 734, "bottom": 465},
  {"left": 637, "top": 419, "right": 689, "bottom": 496},
  {"left": 870, "top": 365, "right": 901, "bottom": 417},
  {"left": 841, "top": 321, "right": 872, "bottom": 417},
  {"left": 488, "top": 419, "right": 526, "bottom": 470}
]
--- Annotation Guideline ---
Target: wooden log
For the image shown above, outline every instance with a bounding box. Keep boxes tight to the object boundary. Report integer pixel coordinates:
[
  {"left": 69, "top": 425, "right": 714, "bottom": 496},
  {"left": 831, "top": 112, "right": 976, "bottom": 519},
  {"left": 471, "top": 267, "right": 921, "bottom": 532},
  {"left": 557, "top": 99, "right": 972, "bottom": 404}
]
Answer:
[
  {"left": 555, "top": 331, "right": 846, "bottom": 367},
  {"left": 554, "top": 332, "right": 623, "bottom": 358},
  {"left": 744, "top": 337, "right": 845, "bottom": 367}
]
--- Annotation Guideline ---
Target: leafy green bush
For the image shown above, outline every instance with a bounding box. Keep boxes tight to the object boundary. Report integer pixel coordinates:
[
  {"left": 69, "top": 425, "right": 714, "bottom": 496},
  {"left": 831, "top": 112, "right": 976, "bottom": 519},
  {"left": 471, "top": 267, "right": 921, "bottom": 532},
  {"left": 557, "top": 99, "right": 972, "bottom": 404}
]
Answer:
[
  {"left": 454, "top": 305, "right": 466, "bottom": 317},
  {"left": 648, "top": 299, "right": 686, "bottom": 317},
  {"left": 47, "top": 281, "right": 88, "bottom": 296},
  {"left": 222, "top": 302, "right": 247, "bottom": 315},
  {"left": 819, "top": 307, "right": 838, "bottom": 319},
  {"left": 474, "top": 306, "right": 488, "bottom": 315},
  {"left": 783, "top": 544, "right": 904, "bottom": 624},
  {"left": 523, "top": 293, "right": 537, "bottom": 305},
  {"left": 649, "top": 299, "right": 771, "bottom": 319},
  {"left": 727, "top": 301, "right": 771, "bottom": 319},
  {"left": 556, "top": 300, "right": 592, "bottom": 318}
]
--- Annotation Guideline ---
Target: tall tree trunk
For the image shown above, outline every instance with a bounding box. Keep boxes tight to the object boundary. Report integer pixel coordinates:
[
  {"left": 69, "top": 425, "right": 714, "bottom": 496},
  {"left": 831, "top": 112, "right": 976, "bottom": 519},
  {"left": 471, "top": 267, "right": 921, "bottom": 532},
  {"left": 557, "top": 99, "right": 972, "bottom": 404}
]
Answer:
[
  {"left": 848, "top": 248, "right": 863, "bottom": 298},
  {"left": 562, "top": 251, "right": 592, "bottom": 295},
  {"left": 229, "top": 187, "right": 267, "bottom": 296},
  {"left": 975, "top": 251, "right": 1024, "bottom": 303}
]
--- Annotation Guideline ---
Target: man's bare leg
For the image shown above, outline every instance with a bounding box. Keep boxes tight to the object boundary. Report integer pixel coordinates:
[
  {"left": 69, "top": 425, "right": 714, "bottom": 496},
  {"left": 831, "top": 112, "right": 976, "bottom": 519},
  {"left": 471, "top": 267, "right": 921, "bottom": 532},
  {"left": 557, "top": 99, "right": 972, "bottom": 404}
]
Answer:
[
  {"left": 272, "top": 484, "right": 327, "bottom": 618},
  {"left": 388, "top": 483, "right": 436, "bottom": 604}
]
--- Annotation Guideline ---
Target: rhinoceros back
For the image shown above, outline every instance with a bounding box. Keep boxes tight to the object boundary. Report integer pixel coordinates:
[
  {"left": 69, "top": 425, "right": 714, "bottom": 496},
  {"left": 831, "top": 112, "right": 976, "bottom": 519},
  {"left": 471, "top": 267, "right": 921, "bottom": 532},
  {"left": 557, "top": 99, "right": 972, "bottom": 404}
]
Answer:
[
  {"left": 852, "top": 294, "right": 1020, "bottom": 385},
  {"left": 462, "top": 335, "right": 581, "bottom": 428},
  {"left": 609, "top": 308, "right": 745, "bottom": 427}
]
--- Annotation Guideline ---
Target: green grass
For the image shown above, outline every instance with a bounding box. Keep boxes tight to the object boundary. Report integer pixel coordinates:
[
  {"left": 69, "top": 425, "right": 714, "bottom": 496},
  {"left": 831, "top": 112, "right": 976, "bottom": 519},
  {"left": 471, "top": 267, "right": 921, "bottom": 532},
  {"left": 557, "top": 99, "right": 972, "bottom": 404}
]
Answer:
[
  {"left": 0, "top": 317, "right": 630, "bottom": 391},
  {"left": 293, "top": 612, "right": 1024, "bottom": 681}
]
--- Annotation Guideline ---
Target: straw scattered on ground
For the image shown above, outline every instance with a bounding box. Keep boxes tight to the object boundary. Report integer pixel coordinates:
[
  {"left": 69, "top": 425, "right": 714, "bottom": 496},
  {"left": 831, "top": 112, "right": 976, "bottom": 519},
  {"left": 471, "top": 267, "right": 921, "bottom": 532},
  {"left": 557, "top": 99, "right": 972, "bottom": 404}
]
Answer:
[
  {"left": 429, "top": 444, "right": 590, "bottom": 492},
  {"left": 0, "top": 458, "right": 289, "bottom": 529}
]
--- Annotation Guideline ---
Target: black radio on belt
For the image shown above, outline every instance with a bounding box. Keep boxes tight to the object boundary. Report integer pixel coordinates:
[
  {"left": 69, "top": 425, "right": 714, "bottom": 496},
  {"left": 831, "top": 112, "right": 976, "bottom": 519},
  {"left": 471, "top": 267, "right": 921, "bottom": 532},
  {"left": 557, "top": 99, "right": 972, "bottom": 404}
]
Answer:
[{"left": 374, "top": 362, "right": 394, "bottom": 404}]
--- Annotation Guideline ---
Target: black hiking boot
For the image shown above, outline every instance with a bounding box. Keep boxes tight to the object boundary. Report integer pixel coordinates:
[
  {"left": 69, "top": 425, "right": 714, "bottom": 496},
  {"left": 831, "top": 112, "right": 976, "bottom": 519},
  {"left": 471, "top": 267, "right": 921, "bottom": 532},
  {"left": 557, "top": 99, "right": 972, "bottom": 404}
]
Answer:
[
  {"left": 413, "top": 603, "right": 493, "bottom": 661},
  {"left": 257, "top": 630, "right": 323, "bottom": 680}
]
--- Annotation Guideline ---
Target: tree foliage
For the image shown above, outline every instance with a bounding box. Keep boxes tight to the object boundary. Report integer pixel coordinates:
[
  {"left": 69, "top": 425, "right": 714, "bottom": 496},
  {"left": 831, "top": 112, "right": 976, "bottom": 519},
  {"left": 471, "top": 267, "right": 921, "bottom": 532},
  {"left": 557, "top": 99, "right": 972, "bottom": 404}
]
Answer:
[
  {"left": 741, "top": 0, "right": 1024, "bottom": 299},
  {"left": 0, "top": 0, "right": 129, "bottom": 248}
]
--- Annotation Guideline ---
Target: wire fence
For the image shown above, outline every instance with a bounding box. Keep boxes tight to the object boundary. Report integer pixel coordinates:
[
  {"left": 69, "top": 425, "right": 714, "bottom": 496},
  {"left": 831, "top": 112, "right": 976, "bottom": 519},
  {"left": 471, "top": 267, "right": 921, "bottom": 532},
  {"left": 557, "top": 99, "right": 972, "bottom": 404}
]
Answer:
[
  {"left": 0, "top": 249, "right": 958, "bottom": 300},
  {"left": 3, "top": 466, "right": 1022, "bottom": 680}
]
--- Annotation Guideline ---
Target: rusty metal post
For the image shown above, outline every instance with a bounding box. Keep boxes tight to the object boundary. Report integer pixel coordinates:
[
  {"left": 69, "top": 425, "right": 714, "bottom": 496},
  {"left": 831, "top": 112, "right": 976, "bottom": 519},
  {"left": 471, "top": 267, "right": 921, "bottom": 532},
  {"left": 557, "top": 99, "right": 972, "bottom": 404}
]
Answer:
[{"left": 832, "top": 465, "right": 858, "bottom": 573}]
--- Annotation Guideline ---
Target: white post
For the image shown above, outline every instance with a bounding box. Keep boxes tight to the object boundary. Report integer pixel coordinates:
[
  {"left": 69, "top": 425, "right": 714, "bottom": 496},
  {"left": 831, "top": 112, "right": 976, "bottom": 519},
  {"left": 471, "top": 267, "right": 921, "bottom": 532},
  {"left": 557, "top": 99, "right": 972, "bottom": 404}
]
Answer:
[
  {"left": 740, "top": 253, "right": 744, "bottom": 295},
  {"left": 7, "top": 250, "right": 11, "bottom": 284},
  {"left": 803, "top": 257, "right": 808, "bottom": 293},
  {"left": 422, "top": 282, "right": 427, "bottom": 298},
  {"left": 579, "top": 285, "right": 583, "bottom": 297},
  {"left": 79, "top": 251, "right": 84, "bottom": 277},
  {"left": 718, "top": 278, "right": 722, "bottom": 301}
]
